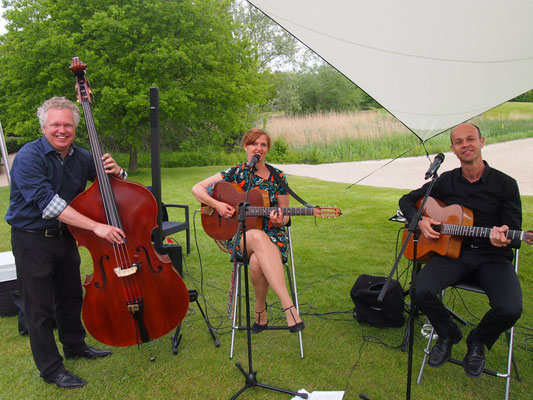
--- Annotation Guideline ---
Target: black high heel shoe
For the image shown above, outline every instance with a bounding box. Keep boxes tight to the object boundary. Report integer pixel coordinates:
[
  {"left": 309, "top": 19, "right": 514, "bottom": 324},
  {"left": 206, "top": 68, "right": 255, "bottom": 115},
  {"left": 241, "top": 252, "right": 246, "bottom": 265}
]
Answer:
[
  {"left": 284, "top": 305, "right": 305, "bottom": 333},
  {"left": 251, "top": 303, "right": 268, "bottom": 334}
]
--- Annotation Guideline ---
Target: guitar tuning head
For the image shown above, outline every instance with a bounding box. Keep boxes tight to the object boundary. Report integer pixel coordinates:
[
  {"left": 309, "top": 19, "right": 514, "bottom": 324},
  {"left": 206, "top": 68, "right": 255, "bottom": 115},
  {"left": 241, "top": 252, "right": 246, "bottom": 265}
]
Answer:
[{"left": 524, "top": 230, "right": 533, "bottom": 245}]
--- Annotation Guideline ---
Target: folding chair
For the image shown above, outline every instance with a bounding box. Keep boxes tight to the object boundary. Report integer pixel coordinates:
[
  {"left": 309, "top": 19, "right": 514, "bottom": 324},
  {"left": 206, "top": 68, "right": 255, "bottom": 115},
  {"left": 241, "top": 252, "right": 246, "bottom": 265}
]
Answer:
[
  {"left": 417, "top": 249, "right": 521, "bottom": 400},
  {"left": 229, "top": 226, "right": 304, "bottom": 359},
  {"left": 159, "top": 202, "right": 191, "bottom": 255},
  {"left": 147, "top": 185, "right": 190, "bottom": 256}
]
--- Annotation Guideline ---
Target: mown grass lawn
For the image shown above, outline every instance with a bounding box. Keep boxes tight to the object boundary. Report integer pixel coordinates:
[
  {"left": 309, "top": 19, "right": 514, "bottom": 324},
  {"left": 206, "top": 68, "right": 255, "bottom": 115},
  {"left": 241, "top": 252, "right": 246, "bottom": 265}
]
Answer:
[{"left": 1, "top": 166, "right": 531, "bottom": 399}]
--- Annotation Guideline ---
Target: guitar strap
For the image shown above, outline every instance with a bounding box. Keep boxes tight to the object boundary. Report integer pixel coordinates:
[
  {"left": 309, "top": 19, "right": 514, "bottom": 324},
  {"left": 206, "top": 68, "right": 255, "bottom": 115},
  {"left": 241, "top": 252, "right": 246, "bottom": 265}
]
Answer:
[{"left": 266, "top": 163, "right": 315, "bottom": 208}]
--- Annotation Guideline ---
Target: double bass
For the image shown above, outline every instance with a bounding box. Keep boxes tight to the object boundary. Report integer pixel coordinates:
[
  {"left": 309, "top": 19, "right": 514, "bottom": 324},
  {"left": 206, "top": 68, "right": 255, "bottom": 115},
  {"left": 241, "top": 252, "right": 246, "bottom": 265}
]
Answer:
[{"left": 68, "top": 57, "right": 189, "bottom": 347}]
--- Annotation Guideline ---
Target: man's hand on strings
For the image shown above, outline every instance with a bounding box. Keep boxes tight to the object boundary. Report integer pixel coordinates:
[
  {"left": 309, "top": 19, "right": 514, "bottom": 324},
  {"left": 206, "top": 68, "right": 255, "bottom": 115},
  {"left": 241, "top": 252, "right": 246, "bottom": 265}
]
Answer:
[
  {"left": 101, "top": 153, "right": 122, "bottom": 177},
  {"left": 93, "top": 223, "right": 125, "bottom": 244},
  {"left": 418, "top": 216, "right": 441, "bottom": 239},
  {"left": 490, "top": 225, "right": 511, "bottom": 247}
]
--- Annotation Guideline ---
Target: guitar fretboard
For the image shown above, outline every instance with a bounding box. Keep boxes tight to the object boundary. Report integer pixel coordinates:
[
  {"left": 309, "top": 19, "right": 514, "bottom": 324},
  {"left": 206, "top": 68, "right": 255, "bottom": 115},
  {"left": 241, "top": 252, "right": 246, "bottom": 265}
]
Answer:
[
  {"left": 245, "top": 207, "right": 314, "bottom": 217},
  {"left": 440, "top": 224, "right": 524, "bottom": 241}
]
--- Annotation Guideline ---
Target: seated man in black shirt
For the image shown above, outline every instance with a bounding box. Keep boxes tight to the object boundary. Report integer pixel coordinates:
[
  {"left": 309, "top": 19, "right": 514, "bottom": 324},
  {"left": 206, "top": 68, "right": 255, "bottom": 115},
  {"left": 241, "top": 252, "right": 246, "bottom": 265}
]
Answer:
[{"left": 399, "top": 123, "right": 522, "bottom": 378}]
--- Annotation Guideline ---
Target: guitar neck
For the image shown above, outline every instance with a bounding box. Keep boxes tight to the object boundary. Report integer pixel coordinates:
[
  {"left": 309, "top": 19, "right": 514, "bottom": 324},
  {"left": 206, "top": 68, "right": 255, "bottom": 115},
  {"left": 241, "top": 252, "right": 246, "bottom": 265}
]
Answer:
[
  {"left": 440, "top": 224, "right": 525, "bottom": 241},
  {"left": 245, "top": 207, "right": 314, "bottom": 217}
]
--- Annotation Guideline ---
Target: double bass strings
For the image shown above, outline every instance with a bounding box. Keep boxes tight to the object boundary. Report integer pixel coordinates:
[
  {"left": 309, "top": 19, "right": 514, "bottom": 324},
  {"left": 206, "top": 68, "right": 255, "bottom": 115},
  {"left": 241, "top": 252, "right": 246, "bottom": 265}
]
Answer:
[{"left": 80, "top": 97, "right": 142, "bottom": 309}]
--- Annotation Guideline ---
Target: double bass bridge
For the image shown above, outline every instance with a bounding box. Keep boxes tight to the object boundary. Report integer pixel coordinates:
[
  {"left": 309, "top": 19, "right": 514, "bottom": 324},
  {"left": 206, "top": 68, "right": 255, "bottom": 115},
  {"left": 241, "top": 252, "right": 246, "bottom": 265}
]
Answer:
[{"left": 113, "top": 261, "right": 142, "bottom": 278}]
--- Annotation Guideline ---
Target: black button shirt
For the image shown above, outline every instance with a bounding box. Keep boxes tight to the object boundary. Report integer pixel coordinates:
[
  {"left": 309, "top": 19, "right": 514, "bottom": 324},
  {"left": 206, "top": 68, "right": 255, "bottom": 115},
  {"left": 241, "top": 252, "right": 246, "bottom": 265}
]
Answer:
[{"left": 399, "top": 161, "right": 522, "bottom": 259}]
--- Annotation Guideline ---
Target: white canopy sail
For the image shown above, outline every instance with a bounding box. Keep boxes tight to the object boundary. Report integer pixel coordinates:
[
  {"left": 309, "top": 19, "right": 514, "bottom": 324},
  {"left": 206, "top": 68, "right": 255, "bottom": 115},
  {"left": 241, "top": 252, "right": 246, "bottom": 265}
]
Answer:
[{"left": 247, "top": 0, "right": 533, "bottom": 141}]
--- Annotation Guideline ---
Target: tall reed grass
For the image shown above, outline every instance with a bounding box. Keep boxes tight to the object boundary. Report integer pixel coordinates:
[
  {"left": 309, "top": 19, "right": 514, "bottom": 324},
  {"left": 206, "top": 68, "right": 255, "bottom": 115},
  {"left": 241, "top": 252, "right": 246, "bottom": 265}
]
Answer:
[
  {"left": 115, "top": 103, "right": 533, "bottom": 168},
  {"left": 266, "top": 110, "right": 410, "bottom": 145},
  {"left": 264, "top": 105, "right": 533, "bottom": 164}
]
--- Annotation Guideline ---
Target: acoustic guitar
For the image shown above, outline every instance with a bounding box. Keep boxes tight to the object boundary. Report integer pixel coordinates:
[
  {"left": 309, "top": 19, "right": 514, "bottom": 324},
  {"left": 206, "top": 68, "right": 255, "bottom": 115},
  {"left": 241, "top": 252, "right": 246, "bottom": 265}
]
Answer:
[
  {"left": 402, "top": 196, "right": 532, "bottom": 262},
  {"left": 201, "top": 181, "right": 341, "bottom": 240}
]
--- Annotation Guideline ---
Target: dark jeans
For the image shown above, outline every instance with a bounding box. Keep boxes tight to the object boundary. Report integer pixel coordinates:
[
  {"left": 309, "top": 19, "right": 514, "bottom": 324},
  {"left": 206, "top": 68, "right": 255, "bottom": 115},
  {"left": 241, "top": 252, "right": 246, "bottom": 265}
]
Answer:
[
  {"left": 415, "top": 247, "right": 522, "bottom": 350},
  {"left": 12, "top": 228, "right": 87, "bottom": 379}
]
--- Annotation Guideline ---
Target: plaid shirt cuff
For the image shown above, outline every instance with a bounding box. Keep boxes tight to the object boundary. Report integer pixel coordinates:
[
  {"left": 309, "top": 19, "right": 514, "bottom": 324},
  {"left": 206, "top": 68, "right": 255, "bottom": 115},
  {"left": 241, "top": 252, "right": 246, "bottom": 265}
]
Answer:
[{"left": 42, "top": 194, "right": 67, "bottom": 219}]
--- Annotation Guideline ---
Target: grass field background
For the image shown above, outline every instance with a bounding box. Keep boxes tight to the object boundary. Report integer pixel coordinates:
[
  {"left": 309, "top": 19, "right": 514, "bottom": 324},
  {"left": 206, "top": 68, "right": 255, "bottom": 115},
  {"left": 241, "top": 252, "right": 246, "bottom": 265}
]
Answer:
[{"left": 1, "top": 163, "right": 531, "bottom": 399}]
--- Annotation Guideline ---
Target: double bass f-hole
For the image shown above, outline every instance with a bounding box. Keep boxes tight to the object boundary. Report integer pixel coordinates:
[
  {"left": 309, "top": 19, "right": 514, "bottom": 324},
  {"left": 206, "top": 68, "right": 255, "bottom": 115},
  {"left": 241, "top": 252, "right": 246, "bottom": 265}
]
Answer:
[{"left": 67, "top": 57, "right": 189, "bottom": 347}]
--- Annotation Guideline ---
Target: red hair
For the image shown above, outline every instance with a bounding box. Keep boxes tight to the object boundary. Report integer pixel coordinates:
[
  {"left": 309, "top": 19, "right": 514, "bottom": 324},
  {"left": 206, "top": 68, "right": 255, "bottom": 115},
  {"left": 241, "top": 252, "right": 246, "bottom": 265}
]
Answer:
[{"left": 242, "top": 128, "right": 271, "bottom": 150}]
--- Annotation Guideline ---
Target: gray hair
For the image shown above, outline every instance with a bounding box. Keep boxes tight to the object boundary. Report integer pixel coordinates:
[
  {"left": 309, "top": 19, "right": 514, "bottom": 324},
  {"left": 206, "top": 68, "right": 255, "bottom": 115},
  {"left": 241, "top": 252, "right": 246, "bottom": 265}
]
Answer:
[{"left": 37, "top": 97, "right": 81, "bottom": 128}]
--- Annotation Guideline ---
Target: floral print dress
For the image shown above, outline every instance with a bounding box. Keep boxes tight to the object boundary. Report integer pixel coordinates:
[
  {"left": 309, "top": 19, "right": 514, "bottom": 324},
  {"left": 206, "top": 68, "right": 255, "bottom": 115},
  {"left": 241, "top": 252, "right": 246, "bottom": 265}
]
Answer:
[{"left": 216, "top": 164, "right": 290, "bottom": 264}]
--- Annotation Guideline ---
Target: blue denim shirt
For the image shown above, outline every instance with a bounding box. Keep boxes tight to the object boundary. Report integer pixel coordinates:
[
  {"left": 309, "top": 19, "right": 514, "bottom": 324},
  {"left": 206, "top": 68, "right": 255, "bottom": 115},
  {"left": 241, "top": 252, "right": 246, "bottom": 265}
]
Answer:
[{"left": 5, "top": 136, "right": 96, "bottom": 229}]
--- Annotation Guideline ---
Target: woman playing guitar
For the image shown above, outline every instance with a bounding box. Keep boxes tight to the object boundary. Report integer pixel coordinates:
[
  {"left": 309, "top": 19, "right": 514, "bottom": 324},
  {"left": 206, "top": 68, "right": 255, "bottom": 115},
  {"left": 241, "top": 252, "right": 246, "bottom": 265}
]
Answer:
[{"left": 192, "top": 128, "right": 304, "bottom": 333}]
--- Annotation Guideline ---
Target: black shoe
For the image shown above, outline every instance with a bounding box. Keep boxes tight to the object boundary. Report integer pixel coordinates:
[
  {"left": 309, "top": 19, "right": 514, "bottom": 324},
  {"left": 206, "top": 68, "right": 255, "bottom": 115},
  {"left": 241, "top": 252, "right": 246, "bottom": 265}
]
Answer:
[
  {"left": 65, "top": 346, "right": 112, "bottom": 360},
  {"left": 464, "top": 341, "right": 485, "bottom": 378},
  {"left": 428, "top": 327, "right": 463, "bottom": 368},
  {"left": 251, "top": 303, "right": 268, "bottom": 334},
  {"left": 44, "top": 370, "right": 86, "bottom": 389},
  {"left": 284, "top": 305, "right": 305, "bottom": 333}
]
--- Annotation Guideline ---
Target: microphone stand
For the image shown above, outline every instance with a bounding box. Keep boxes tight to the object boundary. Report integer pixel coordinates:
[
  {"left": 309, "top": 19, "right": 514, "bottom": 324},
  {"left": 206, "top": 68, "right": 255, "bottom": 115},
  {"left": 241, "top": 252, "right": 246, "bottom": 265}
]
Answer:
[
  {"left": 376, "top": 172, "right": 439, "bottom": 400},
  {"left": 229, "top": 165, "right": 307, "bottom": 400}
]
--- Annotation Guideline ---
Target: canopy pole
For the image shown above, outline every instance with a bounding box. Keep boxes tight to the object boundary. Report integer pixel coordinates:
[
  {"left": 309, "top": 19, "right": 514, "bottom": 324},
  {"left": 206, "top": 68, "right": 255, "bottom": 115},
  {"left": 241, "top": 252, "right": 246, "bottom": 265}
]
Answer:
[{"left": 0, "top": 120, "right": 11, "bottom": 187}]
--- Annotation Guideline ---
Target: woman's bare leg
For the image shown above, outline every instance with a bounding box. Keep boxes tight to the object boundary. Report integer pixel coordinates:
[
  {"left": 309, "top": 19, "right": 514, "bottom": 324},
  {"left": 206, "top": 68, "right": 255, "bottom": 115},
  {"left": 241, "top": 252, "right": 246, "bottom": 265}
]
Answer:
[
  {"left": 249, "top": 253, "right": 268, "bottom": 324},
  {"left": 245, "top": 230, "right": 302, "bottom": 326}
]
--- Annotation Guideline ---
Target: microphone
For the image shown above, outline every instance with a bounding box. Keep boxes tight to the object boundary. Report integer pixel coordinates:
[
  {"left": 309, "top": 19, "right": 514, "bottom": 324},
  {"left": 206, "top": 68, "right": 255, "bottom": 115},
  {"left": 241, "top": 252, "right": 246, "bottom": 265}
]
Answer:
[
  {"left": 245, "top": 153, "right": 260, "bottom": 170},
  {"left": 424, "top": 153, "right": 445, "bottom": 179}
]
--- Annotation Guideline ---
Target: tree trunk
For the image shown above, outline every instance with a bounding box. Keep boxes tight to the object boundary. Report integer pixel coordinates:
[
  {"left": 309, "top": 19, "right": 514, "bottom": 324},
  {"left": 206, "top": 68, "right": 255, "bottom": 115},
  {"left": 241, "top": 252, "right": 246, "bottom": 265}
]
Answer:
[{"left": 128, "top": 148, "right": 138, "bottom": 172}]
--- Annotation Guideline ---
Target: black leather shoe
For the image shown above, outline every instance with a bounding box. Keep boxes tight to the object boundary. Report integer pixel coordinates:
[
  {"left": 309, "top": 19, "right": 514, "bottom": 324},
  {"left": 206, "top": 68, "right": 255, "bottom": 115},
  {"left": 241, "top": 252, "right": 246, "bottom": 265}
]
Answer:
[
  {"left": 428, "top": 328, "right": 463, "bottom": 368},
  {"left": 65, "top": 346, "right": 112, "bottom": 360},
  {"left": 464, "top": 342, "right": 485, "bottom": 378},
  {"left": 44, "top": 370, "right": 86, "bottom": 389}
]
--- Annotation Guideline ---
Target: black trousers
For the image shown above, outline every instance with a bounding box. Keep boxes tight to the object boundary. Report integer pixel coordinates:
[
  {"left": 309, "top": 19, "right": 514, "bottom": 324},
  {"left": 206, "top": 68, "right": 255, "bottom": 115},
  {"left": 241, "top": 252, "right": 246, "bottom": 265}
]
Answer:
[
  {"left": 415, "top": 247, "right": 522, "bottom": 350},
  {"left": 12, "top": 228, "right": 87, "bottom": 379}
]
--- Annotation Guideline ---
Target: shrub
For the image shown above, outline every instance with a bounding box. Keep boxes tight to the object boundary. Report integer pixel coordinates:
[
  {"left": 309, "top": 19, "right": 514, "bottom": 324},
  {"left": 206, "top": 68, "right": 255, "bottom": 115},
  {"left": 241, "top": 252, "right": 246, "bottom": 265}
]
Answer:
[{"left": 5, "top": 137, "right": 25, "bottom": 153}]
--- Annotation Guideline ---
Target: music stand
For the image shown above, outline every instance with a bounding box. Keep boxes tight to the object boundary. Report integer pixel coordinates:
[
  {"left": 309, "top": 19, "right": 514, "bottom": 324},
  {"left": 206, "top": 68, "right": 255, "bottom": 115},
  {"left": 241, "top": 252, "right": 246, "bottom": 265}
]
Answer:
[{"left": 228, "top": 166, "right": 307, "bottom": 400}]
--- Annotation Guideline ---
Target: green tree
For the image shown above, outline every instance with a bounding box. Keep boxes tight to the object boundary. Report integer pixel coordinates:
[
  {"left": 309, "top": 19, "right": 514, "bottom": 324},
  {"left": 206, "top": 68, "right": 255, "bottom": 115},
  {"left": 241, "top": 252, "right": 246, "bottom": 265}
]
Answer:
[
  {"left": 267, "top": 65, "right": 378, "bottom": 115},
  {"left": 296, "top": 65, "right": 376, "bottom": 114},
  {"left": 511, "top": 89, "right": 533, "bottom": 102},
  {"left": 230, "top": 0, "right": 320, "bottom": 72},
  {"left": 0, "top": 0, "right": 269, "bottom": 170},
  {"left": 268, "top": 72, "right": 302, "bottom": 114}
]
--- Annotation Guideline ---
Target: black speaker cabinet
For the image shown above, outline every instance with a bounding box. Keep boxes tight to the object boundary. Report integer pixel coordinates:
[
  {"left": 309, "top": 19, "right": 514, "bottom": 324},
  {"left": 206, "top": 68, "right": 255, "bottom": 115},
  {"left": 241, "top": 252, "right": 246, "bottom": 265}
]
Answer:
[{"left": 163, "top": 243, "right": 183, "bottom": 277}]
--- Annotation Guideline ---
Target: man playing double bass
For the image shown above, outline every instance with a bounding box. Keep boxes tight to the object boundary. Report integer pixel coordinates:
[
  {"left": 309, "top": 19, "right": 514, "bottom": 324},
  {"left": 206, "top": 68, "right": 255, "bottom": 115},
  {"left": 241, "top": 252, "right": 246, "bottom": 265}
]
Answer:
[
  {"left": 5, "top": 97, "right": 126, "bottom": 389},
  {"left": 398, "top": 123, "right": 522, "bottom": 378}
]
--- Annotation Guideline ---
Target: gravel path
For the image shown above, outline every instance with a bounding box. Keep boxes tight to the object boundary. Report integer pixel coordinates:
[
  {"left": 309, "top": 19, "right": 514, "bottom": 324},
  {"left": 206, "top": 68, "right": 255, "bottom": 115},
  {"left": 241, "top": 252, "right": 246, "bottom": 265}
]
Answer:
[{"left": 272, "top": 138, "right": 533, "bottom": 196}]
